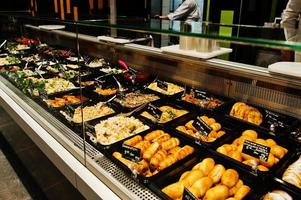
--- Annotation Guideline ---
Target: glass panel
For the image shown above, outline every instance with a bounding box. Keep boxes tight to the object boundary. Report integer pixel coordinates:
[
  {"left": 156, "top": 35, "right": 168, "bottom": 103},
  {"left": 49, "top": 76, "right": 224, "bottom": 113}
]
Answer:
[{"left": 77, "top": 19, "right": 301, "bottom": 51}]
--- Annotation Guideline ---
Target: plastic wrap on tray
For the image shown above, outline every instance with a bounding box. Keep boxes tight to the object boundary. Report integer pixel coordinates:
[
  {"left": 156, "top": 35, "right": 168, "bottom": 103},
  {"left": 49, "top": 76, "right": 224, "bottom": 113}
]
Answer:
[
  {"left": 94, "top": 115, "right": 149, "bottom": 145},
  {"left": 160, "top": 156, "right": 251, "bottom": 200},
  {"left": 112, "top": 130, "right": 194, "bottom": 178},
  {"left": 114, "top": 91, "right": 160, "bottom": 109}
]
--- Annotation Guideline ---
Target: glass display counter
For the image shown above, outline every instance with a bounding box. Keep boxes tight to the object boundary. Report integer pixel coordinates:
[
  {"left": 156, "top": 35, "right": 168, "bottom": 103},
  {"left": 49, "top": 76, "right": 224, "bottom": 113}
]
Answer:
[{"left": 0, "top": 14, "right": 301, "bottom": 200}]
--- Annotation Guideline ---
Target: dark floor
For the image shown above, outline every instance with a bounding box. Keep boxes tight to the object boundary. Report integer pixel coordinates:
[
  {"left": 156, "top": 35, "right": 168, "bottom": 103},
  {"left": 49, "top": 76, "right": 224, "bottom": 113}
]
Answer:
[{"left": 0, "top": 106, "right": 86, "bottom": 200}]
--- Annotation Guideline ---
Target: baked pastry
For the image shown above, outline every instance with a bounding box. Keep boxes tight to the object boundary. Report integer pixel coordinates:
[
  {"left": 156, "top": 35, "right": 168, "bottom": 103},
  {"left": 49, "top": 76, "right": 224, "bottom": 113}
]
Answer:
[
  {"left": 230, "top": 102, "right": 263, "bottom": 125},
  {"left": 282, "top": 156, "right": 301, "bottom": 188},
  {"left": 262, "top": 190, "right": 293, "bottom": 200}
]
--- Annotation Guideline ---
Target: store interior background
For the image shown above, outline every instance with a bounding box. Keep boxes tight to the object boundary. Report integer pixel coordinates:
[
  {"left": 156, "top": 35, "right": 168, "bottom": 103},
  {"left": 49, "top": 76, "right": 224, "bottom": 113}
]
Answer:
[{"left": 0, "top": 0, "right": 293, "bottom": 66}]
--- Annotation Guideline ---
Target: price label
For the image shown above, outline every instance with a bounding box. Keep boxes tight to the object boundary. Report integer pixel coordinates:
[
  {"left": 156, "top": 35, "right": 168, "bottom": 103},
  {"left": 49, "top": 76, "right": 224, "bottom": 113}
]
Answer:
[
  {"left": 183, "top": 187, "right": 198, "bottom": 200},
  {"left": 194, "top": 89, "right": 210, "bottom": 100},
  {"left": 192, "top": 117, "right": 212, "bottom": 137},
  {"left": 147, "top": 103, "right": 162, "bottom": 121},
  {"left": 242, "top": 140, "right": 270, "bottom": 162},
  {"left": 122, "top": 144, "right": 142, "bottom": 162},
  {"left": 157, "top": 80, "right": 168, "bottom": 91}
]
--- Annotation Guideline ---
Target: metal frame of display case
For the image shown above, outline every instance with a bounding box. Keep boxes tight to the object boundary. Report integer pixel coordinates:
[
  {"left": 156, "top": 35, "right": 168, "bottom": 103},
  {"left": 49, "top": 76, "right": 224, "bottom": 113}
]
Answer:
[{"left": 0, "top": 20, "right": 301, "bottom": 200}]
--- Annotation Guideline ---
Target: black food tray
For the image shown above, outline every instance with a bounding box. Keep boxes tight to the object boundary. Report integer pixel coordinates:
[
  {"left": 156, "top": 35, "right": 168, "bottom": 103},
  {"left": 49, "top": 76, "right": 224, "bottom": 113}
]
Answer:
[
  {"left": 289, "top": 121, "right": 301, "bottom": 144},
  {"left": 169, "top": 110, "right": 241, "bottom": 148},
  {"left": 273, "top": 150, "right": 301, "bottom": 196},
  {"left": 219, "top": 101, "right": 299, "bottom": 135},
  {"left": 149, "top": 148, "right": 259, "bottom": 200},
  {"left": 107, "top": 127, "right": 197, "bottom": 184},
  {"left": 214, "top": 125, "right": 296, "bottom": 179},
  {"left": 179, "top": 87, "right": 233, "bottom": 111},
  {"left": 113, "top": 89, "right": 161, "bottom": 113},
  {"left": 85, "top": 113, "right": 151, "bottom": 151},
  {"left": 145, "top": 80, "right": 185, "bottom": 100},
  {"left": 137, "top": 100, "right": 192, "bottom": 127},
  {"left": 256, "top": 178, "right": 301, "bottom": 199}
]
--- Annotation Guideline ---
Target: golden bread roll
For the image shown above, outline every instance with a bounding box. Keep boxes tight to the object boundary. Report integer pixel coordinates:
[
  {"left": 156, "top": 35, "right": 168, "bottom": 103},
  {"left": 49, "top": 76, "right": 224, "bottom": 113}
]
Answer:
[
  {"left": 210, "top": 123, "right": 221, "bottom": 131},
  {"left": 242, "top": 130, "right": 258, "bottom": 140},
  {"left": 223, "top": 144, "right": 234, "bottom": 152},
  {"left": 150, "top": 149, "right": 167, "bottom": 168},
  {"left": 168, "top": 146, "right": 181, "bottom": 155},
  {"left": 179, "top": 171, "right": 190, "bottom": 182},
  {"left": 180, "top": 169, "right": 204, "bottom": 187},
  {"left": 144, "top": 130, "right": 164, "bottom": 141},
  {"left": 225, "top": 198, "right": 237, "bottom": 200},
  {"left": 260, "top": 154, "right": 275, "bottom": 168},
  {"left": 255, "top": 138, "right": 268, "bottom": 146},
  {"left": 162, "top": 182, "right": 184, "bottom": 200},
  {"left": 161, "top": 138, "right": 180, "bottom": 151},
  {"left": 176, "top": 126, "right": 186, "bottom": 133},
  {"left": 143, "top": 142, "right": 160, "bottom": 161},
  {"left": 242, "top": 159, "right": 258, "bottom": 169},
  {"left": 204, "top": 185, "right": 229, "bottom": 200},
  {"left": 221, "top": 169, "right": 239, "bottom": 188},
  {"left": 241, "top": 152, "right": 257, "bottom": 161},
  {"left": 262, "top": 190, "right": 293, "bottom": 200},
  {"left": 266, "top": 139, "right": 277, "bottom": 147},
  {"left": 176, "top": 145, "right": 194, "bottom": 160},
  {"left": 217, "top": 146, "right": 228, "bottom": 155},
  {"left": 257, "top": 165, "right": 269, "bottom": 171},
  {"left": 231, "top": 151, "right": 243, "bottom": 162},
  {"left": 197, "top": 158, "right": 215, "bottom": 176},
  {"left": 208, "top": 164, "right": 226, "bottom": 184},
  {"left": 152, "top": 133, "right": 171, "bottom": 144},
  {"left": 271, "top": 145, "right": 286, "bottom": 159},
  {"left": 185, "top": 120, "right": 197, "bottom": 132},
  {"left": 207, "top": 118, "right": 216, "bottom": 125},
  {"left": 234, "top": 185, "right": 250, "bottom": 200},
  {"left": 229, "top": 179, "right": 243, "bottom": 196},
  {"left": 134, "top": 140, "right": 151, "bottom": 153},
  {"left": 124, "top": 135, "right": 143, "bottom": 146},
  {"left": 158, "top": 154, "right": 178, "bottom": 171},
  {"left": 187, "top": 187, "right": 201, "bottom": 199},
  {"left": 190, "top": 176, "right": 213, "bottom": 198}
]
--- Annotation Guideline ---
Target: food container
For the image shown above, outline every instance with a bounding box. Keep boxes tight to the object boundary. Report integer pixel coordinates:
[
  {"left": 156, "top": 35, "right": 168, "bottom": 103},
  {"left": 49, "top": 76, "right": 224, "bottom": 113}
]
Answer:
[
  {"left": 219, "top": 101, "right": 299, "bottom": 135},
  {"left": 214, "top": 125, "right": 296, "bottom": 179},
  {"left": 85, "top": 114, "right": 150, "bottom": 151},
  {"left": 149, "top": 148, "right": 258, "bottom": 200},
  {"left": 256, "top": 178, "right": 301, "bottom": 199},
  {"left": 146, "top": 80, "right": 185, "bottom": 100},
  {"left": 113, "top": 89, "right": 160, "bottom": 112},
  {"left": 179, "top": 87, "right": 232, "bottom": 111},
  {"left": 137, "top": 100, "right": 191, "bottom": 127},
  {"left": 170, "top": 110, "right": 240, "bottom": 148},
  {"left": 273, "top": 150, "right": 301, "bottom": 195},
  {"left": 107, "top": 127, "right": 196, "bottom": 184}
]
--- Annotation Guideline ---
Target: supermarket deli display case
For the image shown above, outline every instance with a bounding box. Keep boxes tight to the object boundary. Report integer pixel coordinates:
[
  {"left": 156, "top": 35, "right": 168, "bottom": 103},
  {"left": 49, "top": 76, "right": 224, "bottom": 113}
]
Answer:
[{"left": 1, "top": 14, "right": 301, "bottom": 200}]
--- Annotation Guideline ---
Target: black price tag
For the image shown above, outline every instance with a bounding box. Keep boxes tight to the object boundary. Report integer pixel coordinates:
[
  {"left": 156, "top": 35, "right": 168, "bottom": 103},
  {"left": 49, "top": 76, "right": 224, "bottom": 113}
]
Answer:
[
  {"left": 122, "top": 144, "right": 142, "bottom": 162},
  {"left": 157, "top": 80, "right": 168, "bottom": 91},
  {"left": 183, "top": 187, "right": 198, "bottom": 200},
  {"left": 147, "top": 103, "right": 162, "bottom": 121},
  {"left": 194, "top": 89, "right": 210, "bottom": 100},
  {"left": 192, "top": 117, "right": 212, "bottom": 137},
  {"left": 242, "top": 140, "right": 270, "bottom": 162}
]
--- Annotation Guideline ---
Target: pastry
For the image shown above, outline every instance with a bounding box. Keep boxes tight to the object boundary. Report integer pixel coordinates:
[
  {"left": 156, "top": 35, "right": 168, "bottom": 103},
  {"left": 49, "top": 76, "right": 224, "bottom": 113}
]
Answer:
[
  {"left": 262, "top": 190, "right": 293, "bottom": 200},
  {"left": 230, "top": 102, "right": 263, "bottom": 125}
]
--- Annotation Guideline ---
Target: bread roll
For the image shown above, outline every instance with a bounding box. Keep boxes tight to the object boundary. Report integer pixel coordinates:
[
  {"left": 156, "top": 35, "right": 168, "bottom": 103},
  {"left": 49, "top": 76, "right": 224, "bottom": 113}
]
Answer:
[
  {"left": 242, "top": 130, "right": 258, "bottom": 140},
  {"left": 204, "top": 185, "right": 229, "bottom": 200},
  {"left": 144, "top": 130, "right": 164, "bottom": 141},
  {"left": 271, "top": 145, "right": 286, "bottom": 159},
  {"left": 161, "top": 138, "right": 180, "bottom": 151},
  {"left": 208, "top": 164, "right": 226, "bottom": 184},
  {"left": 221, "top": 169, "right": 239, "bottom": 188},
  {"left": 232, "top": 151, "right": 243, "bottom": 162},
  {"left": 262, "top": 190, "right": 293, "bottom": 200},
  {"left": 176, "top": 145, "right": 194, "bottom": 160},
  {"left": 229, "top": 179, "right": 243, "bottom": 196},
  {"left": 217, "top": 146, "right": 228, "bottom": 155},
  {"left": 124, "top": 135, "right": 142, "bottom": 146},
  {"left": 190, "top": 177, "right": 213, "bottom": 198},
  {"left": 150, "top": 149, "right": 167, "bottom": 168},
  {"left": 158, "top": 154, "right": 178, "bottom": 171},
  {"left": 260, "top": 154, "right": 275, "bottom": 168},
  {"left": 266, "top": 138, "right": 277, "bottom": 147},
  {"left": 180, "top": 169, "right": 204, "bottom": 187},
  {"left": 257, "top": 165, "right": 269, "bottom": 171},
  {"left": 143, "top": 142, "right": 160, "bottom": 161},
  {"left": 162, "top": 182, "right": 184, "bottom": 200},
  {"left": 193, "top": 158, "right": 215, "bottom": 175},
  {"left": 152, "top": 133, "right": 171, "bottom": 144},
  {"left": 234, "top": 185, "right": 250, "bottom": 200}
]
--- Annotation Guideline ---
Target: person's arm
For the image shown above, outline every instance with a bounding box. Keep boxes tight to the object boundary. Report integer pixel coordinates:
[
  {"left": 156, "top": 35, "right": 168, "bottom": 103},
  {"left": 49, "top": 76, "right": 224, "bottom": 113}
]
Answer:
[
  {"left": 167, "top": 0, "right": 192, "bottom": 20},
  {"left": 281, "top": 0, "right": 301, "bottom": 40}
]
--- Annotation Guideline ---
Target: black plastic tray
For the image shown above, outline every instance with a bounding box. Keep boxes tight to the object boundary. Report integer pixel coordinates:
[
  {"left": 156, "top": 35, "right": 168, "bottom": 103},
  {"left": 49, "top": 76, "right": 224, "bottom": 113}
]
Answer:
[
  {"left": 214, "top": 125, "right": 296, "bottom": 179},
  {"left": 289, "top": 121, "right": 301, "bottom": 144},
  {"left": 273, "top": 150, "right": 301, "bottom": 196},
  {"left": 137, "top": 100, "right": 192, "bottom": 127},
  {"left": 219, "top": 101, "right": 299, "bottom": 136},
  {"left": 107, "top": 127, "right": 197, "bottom": 184},
  {"left": 113, "top": 89, "right": 160, "bottom": 113},
  {"left": 145, "top": 80, "right": 185, "bottom": 100},
  {"left": 179, "top": 87, "right": 233, "bottom": 111},
  {"left": 149, "top": 148, "right": 259, "bottom": 200},
  {"left": 255, "top": 178, "right": 301, "bottom": 199},
  {"left": 169, "top": 110, "right": 241, "bottom": 149},
  {"left": 85, "top": 113, "right": 151, "bottom": 151}
]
